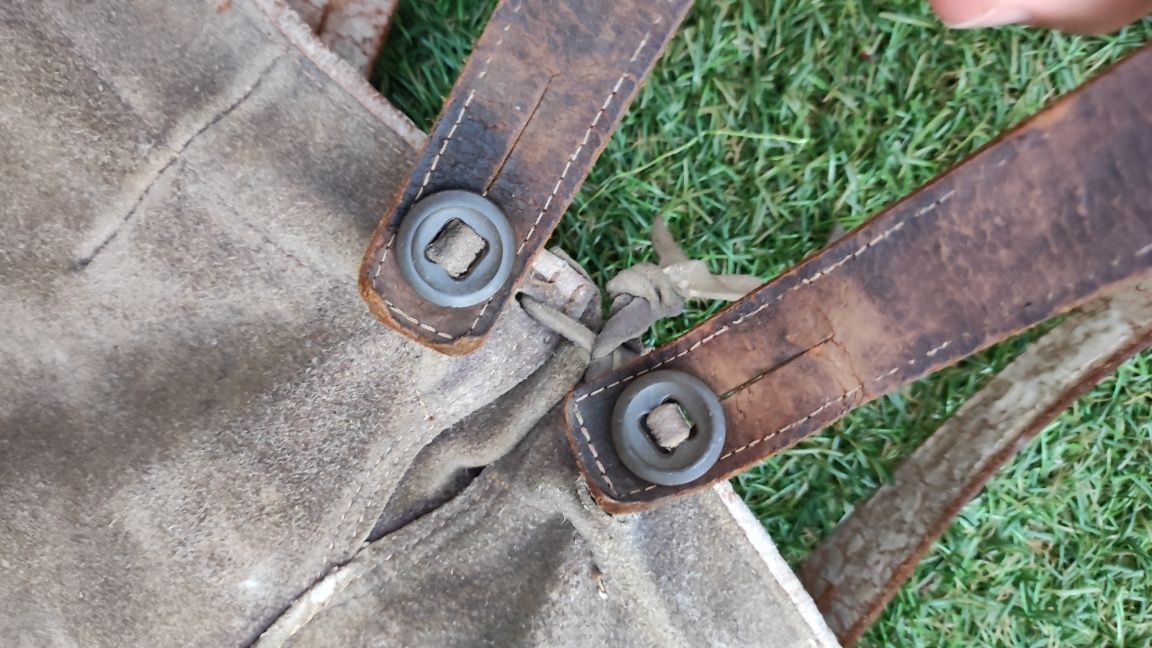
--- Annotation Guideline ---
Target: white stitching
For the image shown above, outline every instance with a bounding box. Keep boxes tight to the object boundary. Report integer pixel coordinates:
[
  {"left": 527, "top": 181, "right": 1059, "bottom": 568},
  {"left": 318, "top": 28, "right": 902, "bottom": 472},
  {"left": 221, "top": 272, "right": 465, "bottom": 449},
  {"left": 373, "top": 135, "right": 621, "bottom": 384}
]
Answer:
[
  {"left": 573, "top": 402, "right": 617, "bottom": 495},
  {"left": 629, "top": 32, "right": 651, "bottom": 63},
  {"left": 514, "top": 73, "right": 632, "bottom": 257},
  {"left": 571, "top": 190, "right": 961, "bottom": 497},
  {"left": 468, "top": 298, "right": 494, "bottom": 333},
  {"left": 925, "top": 340, "right": 950, "bottom": 357},
  {"left": 617, "top": 342, "right": 936, "bottom": 496},
  {"left": 366, "top": 26, "right": 511, "bottom": 339},
  {"left": 372, "top": 233, "right": 455, "bottom": 340},
  {"left": 718, "top": 386, "right": 863, "bottom": 462},
  {"left": 468, "top": 71, "right": 637, "bottom": 337},
  {"left": 572, "top": 192, "right": 959, "bottom": 410},
  {"left": 413, "top": 88, "right": 476, "bottom": 203},
  {"left": 326, "top": 394, "right": 440, "bottom": 555},
  {"left": 709, "top": 339, "right": 953, "bottom": 465},
  {"left": 371, "top": 24, "right": 639, "bottom": 341},
  {"left": 608, "top": 238, "right": 1152, "bottom": 498}
]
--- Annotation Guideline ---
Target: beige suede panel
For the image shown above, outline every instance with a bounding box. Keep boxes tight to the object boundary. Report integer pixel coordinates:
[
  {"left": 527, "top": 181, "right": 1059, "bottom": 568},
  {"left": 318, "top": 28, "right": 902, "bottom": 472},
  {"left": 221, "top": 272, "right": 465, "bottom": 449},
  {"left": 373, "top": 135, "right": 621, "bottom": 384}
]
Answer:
[
  {"left": 0, "top": 2, "right": 830, "bottom": 646},
  {"left": 0, "top": 1, "right": 579, "bottom": 644},
  {"left": 258, "top": 412, "right": 831, "bottom": 648}
]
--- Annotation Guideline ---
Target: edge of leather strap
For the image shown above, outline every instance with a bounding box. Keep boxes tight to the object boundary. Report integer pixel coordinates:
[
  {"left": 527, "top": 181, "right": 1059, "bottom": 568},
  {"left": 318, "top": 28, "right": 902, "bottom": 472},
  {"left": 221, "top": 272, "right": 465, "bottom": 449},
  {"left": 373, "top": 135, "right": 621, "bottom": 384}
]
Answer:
[
  {"left": 359, "top": 0, "right": 693, "bottom": 354},
  {"left": 565, "top": 45, "right": 1152, "bottom": 514},
  {"left": 799, "top": 277, "right": 1152, "bottom": 645}
]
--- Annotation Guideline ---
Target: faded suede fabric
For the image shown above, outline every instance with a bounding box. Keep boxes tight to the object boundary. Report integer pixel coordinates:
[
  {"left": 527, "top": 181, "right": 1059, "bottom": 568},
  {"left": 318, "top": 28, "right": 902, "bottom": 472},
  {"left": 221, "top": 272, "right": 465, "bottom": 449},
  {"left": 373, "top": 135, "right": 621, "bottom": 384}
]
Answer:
[
  {"left": 259, "top": 408, "right": 833, "bottom": 648},
  {"left": 0, "top": 1, "right": 833, "bottom": 646}
]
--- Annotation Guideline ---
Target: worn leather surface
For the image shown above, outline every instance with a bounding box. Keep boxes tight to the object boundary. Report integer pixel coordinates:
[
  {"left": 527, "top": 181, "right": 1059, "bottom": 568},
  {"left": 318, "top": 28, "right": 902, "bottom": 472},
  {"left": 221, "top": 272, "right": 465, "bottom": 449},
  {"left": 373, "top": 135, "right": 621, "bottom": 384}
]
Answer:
[
  {"left": 801, "top": 276, "right": 1152, "bottom": 645},
  {"left": 566, "top": 46, "right": 1152, "bottom": 512},
  {"left": 360, "top": 0, "right": 694, "bottom": 353}
]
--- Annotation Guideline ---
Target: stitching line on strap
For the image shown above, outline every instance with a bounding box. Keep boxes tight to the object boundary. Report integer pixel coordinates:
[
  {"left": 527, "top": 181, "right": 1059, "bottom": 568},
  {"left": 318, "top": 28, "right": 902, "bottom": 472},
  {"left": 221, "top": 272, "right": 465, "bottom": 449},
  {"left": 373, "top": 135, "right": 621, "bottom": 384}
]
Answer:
[
  {"left": 376, "top": 239, "right": 456, "bottom": 338},
  {"left": 612, "top": 340, "right": 956, "bottom": 496},
  {"left": 572, "top": 402, "right": 617, "bottom": 495},
  {"left": 367, "top": 13, "right": 515, "bottom": 340},
  {"left": 370, "top": 20, "right": 646, "bottom": 342},
  {"left": 714, "top": 340, "right": 950, "bottom": 461},
  {"left": 513, "top": 73, "right": 631, "bottom": 258},
  {"left": 703, "top": 239, "right": 1152, "bottom": 470},
  {"left": 412, "top": 89, "right": 476, "bottom": 204},
  {"left": 573, "top": 191, "right": 957, "bottom": 404},
  {"left": 606, "top": 241, "right": 1152, "bottom": 498},
  {"left": 471, "top": 55, "right": 645, "bottom": 335},
  {"left": 569, "top": 191, "right": 958, "bottom": 497},
  {"left": 611, "top": 337, "right": 958, "bottom": 496}
]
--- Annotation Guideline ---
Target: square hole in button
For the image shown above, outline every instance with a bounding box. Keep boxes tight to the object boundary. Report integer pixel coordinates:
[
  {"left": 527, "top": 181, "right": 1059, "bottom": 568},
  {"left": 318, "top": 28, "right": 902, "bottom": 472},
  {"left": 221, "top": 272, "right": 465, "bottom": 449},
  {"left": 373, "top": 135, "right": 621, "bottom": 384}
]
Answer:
[
  {"left": 642, "top": 400, "right": 696, "bottom": 452},
  {"left": 425, "top": 218, "right": 489, "bottom": 278}
]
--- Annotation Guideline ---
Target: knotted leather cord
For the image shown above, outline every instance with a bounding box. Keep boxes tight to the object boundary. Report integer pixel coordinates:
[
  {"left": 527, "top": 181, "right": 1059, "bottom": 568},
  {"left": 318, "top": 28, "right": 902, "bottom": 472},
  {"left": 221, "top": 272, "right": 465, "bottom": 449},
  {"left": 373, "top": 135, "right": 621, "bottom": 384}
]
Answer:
[{"left": 520, "top": 218, "right": 761, "bottom": 382}]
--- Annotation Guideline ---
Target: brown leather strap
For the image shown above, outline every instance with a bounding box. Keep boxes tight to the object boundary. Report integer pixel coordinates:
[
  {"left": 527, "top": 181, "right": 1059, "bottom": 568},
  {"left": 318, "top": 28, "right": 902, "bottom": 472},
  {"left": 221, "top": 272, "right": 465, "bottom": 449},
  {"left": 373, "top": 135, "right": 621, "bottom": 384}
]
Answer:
[
  {"left": 359, "top": 0, "right": 692, "bottom": 353},
  {"left": 565, "top": 46, "right": 1152, "bottom": 513},
  {"left": 799, "top": 276, "right": 1152, "bottom": 646}
]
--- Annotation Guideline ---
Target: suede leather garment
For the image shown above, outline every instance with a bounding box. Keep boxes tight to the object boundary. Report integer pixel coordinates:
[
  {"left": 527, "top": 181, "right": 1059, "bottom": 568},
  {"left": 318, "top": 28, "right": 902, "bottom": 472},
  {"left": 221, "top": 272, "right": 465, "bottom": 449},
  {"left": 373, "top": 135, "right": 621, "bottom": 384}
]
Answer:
[
  {"left": 257, "top": 371, "right": 833, "bottom": 648},
  {"left": 0, "top": 1, "right": 833, "bottom": 646}
]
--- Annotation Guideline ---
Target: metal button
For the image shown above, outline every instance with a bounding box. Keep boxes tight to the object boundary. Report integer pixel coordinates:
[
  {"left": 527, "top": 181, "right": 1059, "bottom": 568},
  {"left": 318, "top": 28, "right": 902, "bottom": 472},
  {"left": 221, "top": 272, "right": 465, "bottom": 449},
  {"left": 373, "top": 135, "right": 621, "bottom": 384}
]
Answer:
[
  {"left": 396, "top": 190, "right": 515, "bottom": 308},
  {"left": 610, "top": 370, "right": 726, "bottom": 486}
]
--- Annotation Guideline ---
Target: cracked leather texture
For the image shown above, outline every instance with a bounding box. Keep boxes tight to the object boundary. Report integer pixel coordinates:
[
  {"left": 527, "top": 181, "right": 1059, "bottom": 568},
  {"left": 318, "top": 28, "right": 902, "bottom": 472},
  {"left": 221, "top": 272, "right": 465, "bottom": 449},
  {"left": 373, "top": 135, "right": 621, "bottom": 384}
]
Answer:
[{"left": 566, "top": 46, "right": 1152, "bottom": 512}]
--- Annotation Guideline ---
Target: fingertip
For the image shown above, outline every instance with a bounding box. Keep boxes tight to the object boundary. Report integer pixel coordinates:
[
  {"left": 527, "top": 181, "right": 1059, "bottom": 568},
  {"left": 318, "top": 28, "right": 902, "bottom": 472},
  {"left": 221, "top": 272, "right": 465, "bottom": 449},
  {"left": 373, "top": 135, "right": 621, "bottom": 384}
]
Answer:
[
  {"left": 929, "top": 0, "right": 1151, "bottom": 34},
  {"left": 946, "top": 6, "right": 1034, "bottom": 28},
  {"left": 928, "top": 0, "right": 1001, "bottom": 26}
]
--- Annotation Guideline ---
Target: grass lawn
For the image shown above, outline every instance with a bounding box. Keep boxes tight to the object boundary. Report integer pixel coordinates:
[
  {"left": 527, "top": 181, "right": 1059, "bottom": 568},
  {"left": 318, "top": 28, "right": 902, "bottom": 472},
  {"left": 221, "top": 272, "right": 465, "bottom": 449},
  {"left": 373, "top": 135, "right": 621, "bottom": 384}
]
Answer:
[{"left": 374, "top": 2, "right": 1151, "bottom": 645}]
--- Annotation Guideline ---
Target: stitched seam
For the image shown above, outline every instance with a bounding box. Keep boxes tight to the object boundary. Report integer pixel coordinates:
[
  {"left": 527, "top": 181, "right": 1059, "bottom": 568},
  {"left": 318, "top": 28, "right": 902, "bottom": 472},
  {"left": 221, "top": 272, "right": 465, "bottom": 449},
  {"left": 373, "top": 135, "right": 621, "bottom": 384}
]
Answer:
[
  {"left": 608, "top": 242, "right": 1152, "bottom": 498},
  {"left": 376, "top": 238, "right": 455, "bottom": 339},
  {"left": 325, "top": 441, "right": 388, "bottom": 556},
  {"left": 568, "top": 190, "right": 957, "bottom": 497},
  {"left": 469, "top": 44, "right": 648, "bottom": 335},
  {"left": 465, "top": 73, "right": 629, "bottom": 333},
  {"left": 349, "top": 493, "right": 524, "bottom": 648},
  {"left": 612, "top": 348, "right": 937, "bottom": 497},
  {"left": 572, "top": 399, "right": 617, "bottom": 495},
  {"left": 512, "top": 74, "right": 631, "bottom": 258},
  {"left": 615, "top": 340, "right": 946, "bottom": 496},
  {"left": 708, "top": 245, "right": 1147, "bottom": 460},
  {"left": 292, "top": 457, "right": 462, "bottom": 645},
  {"left": 370, "top": 18, "right": 642, "bottom": 341},
  {"left": 715, "top": 340, "right": 950, "bottom": 463},
  {"left": 367, "top": 15, "right": 514, "bottom": 340},
  {"left": 326, "top": 394, "right": 439, "bottom": 557},
  {"left": 413, "top": 89, "right": 476, "bottom": 204}
]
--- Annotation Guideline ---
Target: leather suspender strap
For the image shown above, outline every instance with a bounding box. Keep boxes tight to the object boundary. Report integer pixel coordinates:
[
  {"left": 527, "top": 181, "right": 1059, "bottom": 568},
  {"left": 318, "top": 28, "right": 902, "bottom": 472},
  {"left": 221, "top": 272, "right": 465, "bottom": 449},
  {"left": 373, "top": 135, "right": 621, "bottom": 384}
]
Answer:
[
  {"left": 359, "top": 0, "right": 693, "bottom": 353},
  {"left": 799, "top": 277, "right": 1152, "bottom": 644},
  {"left": 565, "top": 46, "right": 1152, "bottom": 513}
]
